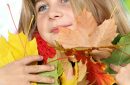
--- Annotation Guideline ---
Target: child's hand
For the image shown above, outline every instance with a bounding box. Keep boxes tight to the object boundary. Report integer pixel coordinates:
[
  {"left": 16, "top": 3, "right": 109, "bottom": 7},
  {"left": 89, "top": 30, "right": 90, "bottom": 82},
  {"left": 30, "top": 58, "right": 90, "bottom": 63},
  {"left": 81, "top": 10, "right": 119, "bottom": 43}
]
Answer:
[
  {"left": 110, "top": 64, "right": 130, "bottom": 85},
  {"left": 0, "top": 56, "right": 55, "bottom": 85}
]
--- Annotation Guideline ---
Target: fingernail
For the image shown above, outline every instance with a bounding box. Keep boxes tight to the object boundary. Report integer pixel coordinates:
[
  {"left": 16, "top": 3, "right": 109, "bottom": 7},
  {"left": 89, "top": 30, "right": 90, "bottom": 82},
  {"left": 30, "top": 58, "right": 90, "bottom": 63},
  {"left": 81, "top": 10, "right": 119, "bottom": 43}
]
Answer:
[{"left": 39, "top": 56, "right": 43, "bottom": 60}]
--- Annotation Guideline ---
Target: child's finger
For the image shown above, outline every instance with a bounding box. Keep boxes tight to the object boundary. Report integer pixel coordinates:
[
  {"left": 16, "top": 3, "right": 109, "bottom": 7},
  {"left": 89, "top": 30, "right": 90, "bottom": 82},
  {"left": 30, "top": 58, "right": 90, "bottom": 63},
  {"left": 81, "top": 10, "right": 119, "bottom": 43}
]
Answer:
[
  {"left": 110, "top": 64, "right": 122, "bottom": 73},
  {"left": 27, "top": 75, "right": 55, "bottom": 83},
  {"left": 16, "top": 56, "right": 43, "bottom": 65},
  {"left": 24, "top": 65, "right": 55, "bottom": 73}
]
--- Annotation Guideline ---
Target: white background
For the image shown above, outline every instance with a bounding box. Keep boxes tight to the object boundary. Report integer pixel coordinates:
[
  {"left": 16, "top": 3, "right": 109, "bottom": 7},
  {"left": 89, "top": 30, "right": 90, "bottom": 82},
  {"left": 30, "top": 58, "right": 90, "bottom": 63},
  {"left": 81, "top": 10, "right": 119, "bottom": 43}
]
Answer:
[{"left": 0, "top": 0, "right": 22, "bottom": 38}]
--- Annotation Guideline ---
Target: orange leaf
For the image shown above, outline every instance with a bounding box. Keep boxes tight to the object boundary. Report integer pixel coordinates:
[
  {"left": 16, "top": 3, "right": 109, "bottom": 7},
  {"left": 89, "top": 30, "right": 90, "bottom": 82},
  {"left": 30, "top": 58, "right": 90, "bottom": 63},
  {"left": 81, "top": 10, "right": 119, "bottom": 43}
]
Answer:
[{"left": 86, "top": 57, "right": 116, "bottom": 85}]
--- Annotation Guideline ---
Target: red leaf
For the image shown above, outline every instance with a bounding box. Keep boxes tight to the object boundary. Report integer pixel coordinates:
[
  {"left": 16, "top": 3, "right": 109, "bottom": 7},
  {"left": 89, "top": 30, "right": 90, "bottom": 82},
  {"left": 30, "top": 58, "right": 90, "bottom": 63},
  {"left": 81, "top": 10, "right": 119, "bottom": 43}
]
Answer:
[
  {"left": 65, "top": 49, "right": 116, "bottom": 85},
  {"left": 75, "top": 51, "right": 87, "bottom": 64},
  {"left": 86, "top": 57, "right": 116, "bottom": 85}
]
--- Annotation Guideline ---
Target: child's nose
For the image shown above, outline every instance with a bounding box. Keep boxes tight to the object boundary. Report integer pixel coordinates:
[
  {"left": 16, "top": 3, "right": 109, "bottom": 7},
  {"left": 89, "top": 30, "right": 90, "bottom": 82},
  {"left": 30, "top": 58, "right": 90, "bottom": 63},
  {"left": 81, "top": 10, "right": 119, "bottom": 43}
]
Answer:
[{"left": 48, "top": 9, "right": 63, "bottom": 20}]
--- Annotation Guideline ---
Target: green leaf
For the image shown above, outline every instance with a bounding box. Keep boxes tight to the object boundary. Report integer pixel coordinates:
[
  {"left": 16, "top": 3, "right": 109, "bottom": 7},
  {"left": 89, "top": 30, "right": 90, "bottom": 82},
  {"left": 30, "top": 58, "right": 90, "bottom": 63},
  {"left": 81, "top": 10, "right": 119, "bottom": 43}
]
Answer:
[
  {"left": 38, "top": 54, "right": 63, "bottom": 85},
  {"left": 102, "top": 33, "right": 130, "bottom": 74}
]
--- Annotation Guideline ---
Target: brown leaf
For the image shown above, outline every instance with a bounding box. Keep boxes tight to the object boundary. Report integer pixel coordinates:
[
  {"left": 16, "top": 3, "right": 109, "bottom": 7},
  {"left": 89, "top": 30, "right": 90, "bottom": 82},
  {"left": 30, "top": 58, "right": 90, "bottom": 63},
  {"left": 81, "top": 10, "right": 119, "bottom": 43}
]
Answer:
[
  {"left": 76, "top": 9, "right": 98, "bottom": 35},
  {"left": 56, "top": 10, "right": 117, "bottom": 49},
  {"left": 56, "top": 9, "right": 97, "bottom": 48},
  {"left": 89, "top": 19, "right": 117, "bottom": 47},
  {"left": 91, "top": 48, "right": 113, "bottom": 60}
]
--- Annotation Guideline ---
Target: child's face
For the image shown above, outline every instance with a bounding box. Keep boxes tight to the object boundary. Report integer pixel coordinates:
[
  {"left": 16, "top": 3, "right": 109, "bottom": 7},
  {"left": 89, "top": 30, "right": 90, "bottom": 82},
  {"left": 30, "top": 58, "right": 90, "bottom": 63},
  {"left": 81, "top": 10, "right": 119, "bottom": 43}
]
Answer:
[{"left": 35, "top": 0, "right": 75, "bottom": 45}]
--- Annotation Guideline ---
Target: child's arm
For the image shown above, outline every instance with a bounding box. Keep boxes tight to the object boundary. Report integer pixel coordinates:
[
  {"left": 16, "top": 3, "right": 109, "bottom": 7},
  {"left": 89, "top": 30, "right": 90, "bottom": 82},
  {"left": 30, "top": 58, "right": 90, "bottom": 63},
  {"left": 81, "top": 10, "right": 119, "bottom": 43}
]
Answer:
[{"left": 0, "top": 56, "right": 55, "bottom": 85}]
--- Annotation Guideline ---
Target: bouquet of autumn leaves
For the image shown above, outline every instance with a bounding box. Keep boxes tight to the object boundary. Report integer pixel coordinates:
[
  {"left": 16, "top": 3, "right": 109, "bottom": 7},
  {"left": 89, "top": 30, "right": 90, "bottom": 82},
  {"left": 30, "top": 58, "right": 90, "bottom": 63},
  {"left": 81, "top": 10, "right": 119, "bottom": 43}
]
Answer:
[
  {"left": 54, "top": 9, "right": 117, "bottom": 85},
  {"left": 1, "top": 9, "right": 130, "bottom": 85},
  {"left": 55, "top": 9, "right": 130, "bottom": 85}
]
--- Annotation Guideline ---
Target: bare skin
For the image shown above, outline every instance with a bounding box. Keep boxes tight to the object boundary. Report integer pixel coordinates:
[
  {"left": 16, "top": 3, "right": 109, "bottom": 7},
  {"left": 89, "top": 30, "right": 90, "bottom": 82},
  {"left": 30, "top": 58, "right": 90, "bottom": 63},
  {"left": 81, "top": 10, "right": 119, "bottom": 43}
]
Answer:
[
  {"left": 0, "top": 56, "right": 55, "bottom": 85},
  {"left": 111, "top": 64, "right": 130, "bottom": 85}
]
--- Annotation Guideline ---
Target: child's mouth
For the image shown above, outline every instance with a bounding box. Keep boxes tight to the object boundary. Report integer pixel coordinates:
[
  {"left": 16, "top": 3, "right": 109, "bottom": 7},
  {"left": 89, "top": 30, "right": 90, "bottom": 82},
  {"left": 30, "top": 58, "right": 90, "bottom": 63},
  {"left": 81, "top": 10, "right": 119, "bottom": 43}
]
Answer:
[
  {"left": 50, "top": 27, "right": 59, "bottom": 33},
  {"left": 50, "top": 24, "right": 72, "bottom": 34}
]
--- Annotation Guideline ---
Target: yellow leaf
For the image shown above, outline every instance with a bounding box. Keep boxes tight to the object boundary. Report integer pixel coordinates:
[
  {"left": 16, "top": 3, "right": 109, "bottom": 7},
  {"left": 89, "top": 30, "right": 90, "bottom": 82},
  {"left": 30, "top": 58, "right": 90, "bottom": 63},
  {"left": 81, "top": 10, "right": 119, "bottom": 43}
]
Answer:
[
  {"left": 0, "top": 32, "right": 38, "bottom": 66},
  {"left": 60, "top": 62, "right": 78, "bottom": 85},
  {"left": 8, "top": 32, "right": 38, "bottom": 60},
  {"left": 0, "top": 51, "right": 14, "bottom": 66},
  {"left": 0, "top": 36, "right": 9, "bottom": 57}
]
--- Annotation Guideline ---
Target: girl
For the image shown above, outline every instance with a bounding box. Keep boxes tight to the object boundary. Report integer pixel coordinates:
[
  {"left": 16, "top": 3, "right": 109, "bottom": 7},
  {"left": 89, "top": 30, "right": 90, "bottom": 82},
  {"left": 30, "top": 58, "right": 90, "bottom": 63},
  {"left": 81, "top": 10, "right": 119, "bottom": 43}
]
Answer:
[{"left": 0, "top": 0, "right": 130, "bottom": 85}]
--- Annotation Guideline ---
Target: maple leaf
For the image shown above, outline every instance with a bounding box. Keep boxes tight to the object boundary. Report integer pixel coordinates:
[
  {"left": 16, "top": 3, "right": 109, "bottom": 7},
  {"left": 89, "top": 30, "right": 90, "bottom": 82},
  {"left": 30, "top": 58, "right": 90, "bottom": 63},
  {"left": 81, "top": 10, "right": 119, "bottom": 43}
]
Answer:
[
  {"left": 91, "top": 48, "right": 113, "bottom": 60},
  {"left": 86, "top": 57, "right": 115, "bottom": 85},
  {"left": 56, "top": 10, "right": 117, "bottom": 49},
  {"left": 89, "top": 19, "right": 117, "bottom": 47},
  {"left": 54, "top": 9, "right": 118, "bottom": 85},
  {"left": 65, "top": 50, "right": 116, "bottom": 85},
  {"left": 0, "top": 32, "right": 38, "bottom": 67},
  {"left": 56, "top": 9, "right": 97, "bottom": 48}
]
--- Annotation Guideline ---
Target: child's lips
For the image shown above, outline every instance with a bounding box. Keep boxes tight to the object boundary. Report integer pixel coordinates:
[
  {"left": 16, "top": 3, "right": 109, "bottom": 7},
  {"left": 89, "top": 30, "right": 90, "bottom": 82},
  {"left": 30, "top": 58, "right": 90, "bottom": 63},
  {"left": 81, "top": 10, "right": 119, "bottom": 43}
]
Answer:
[
  {"left": 50, "top": 24, "right": 72, "bottom": 34},
  {"left": 50, "top": 27, "right": 59, "bottom": 33}
]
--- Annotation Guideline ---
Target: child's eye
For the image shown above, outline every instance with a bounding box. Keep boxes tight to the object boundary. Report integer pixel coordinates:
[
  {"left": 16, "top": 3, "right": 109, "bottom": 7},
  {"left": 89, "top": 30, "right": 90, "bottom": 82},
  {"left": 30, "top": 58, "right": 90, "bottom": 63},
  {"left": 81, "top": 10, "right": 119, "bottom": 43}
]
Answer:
[
  {"left": 38, "top": 4, "right": 49, "bottom": 12},
  {"left": 61, "top": 0, "right": 69, "bottom": 3}
]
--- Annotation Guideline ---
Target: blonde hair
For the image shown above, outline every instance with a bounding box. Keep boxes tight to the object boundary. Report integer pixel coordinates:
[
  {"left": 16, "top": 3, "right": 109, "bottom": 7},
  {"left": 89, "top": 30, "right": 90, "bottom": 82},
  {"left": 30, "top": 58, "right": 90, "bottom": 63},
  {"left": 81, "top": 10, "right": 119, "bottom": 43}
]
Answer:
[
  {"left": 18, "top": 0, "right": 130, "bottom": 38},
  {"left": 18, "top": 0, "right": 36, "bottom": 37},
  {"left": 70, "top": 0, "right": 130, "bottom": 34}
]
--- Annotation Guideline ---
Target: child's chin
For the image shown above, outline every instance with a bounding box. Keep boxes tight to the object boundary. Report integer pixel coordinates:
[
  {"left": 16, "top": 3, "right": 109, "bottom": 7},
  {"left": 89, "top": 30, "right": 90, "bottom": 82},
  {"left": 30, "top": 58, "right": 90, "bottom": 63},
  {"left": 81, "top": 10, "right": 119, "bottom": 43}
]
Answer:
[{"left": 47, "top": 40, "right": 57, "bottom": 47}]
